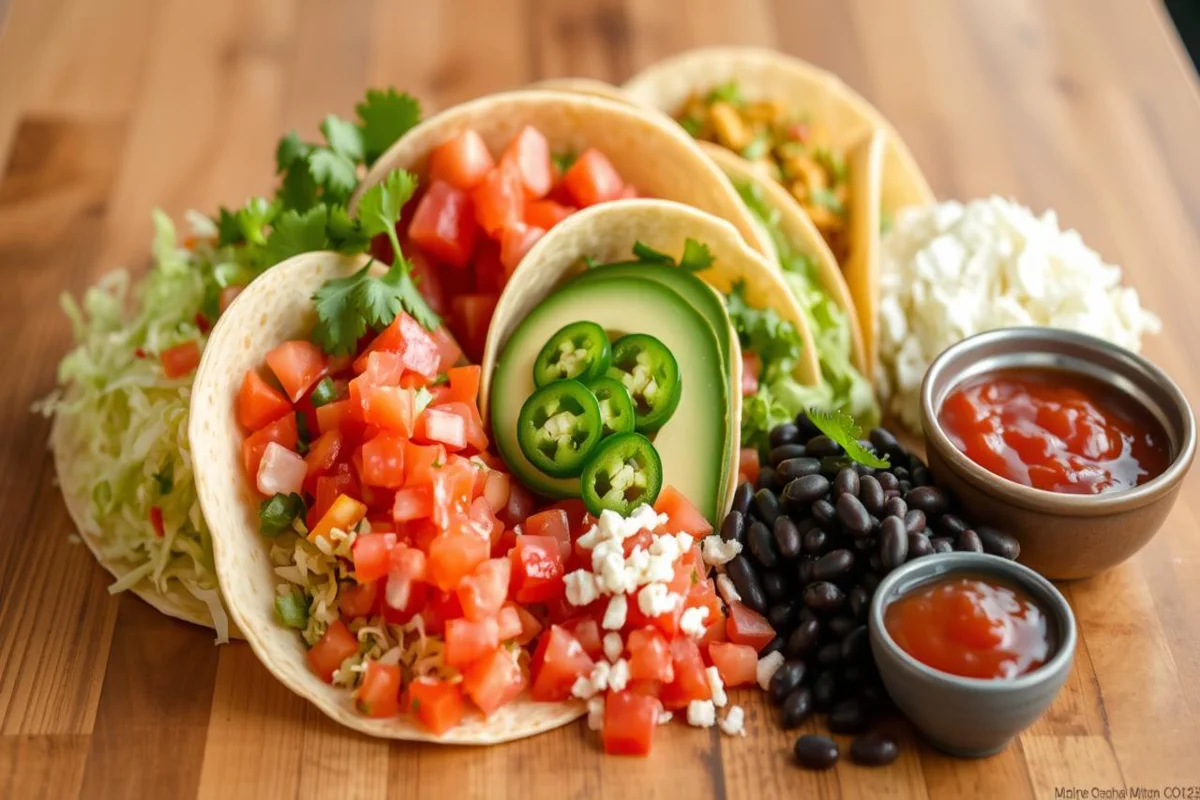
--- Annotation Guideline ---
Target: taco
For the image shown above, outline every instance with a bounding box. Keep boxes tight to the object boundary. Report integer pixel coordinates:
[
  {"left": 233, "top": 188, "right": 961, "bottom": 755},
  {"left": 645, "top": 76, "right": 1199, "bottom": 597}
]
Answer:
[
  {"left": 190, "top": 250, "right": 586, "bottom": 742},
  {"left": 482, "top": 198, "right": 820, "bottom": 523}
]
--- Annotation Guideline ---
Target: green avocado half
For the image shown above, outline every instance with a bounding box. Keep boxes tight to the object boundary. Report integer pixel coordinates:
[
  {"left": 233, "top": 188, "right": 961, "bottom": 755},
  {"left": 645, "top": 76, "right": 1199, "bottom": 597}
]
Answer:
[{"left": 490, "top": 273, "right": 730, "bottom": 523}]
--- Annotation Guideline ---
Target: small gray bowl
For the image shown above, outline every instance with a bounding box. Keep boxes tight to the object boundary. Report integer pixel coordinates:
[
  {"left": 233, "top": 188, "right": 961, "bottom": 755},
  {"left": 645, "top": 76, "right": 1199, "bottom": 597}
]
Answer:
[{"left": 869, "top": 553, "right": 1077, "bottom": 757}]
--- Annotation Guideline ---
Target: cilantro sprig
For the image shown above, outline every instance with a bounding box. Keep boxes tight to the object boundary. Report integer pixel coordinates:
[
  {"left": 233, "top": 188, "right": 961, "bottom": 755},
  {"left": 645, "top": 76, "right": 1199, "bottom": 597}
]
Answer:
[
  {"left": 807, "top": 409, "right": 890, "bottom": 469},
  {"left": 597, "top": 238, "right": 715, "bottom": 273}
]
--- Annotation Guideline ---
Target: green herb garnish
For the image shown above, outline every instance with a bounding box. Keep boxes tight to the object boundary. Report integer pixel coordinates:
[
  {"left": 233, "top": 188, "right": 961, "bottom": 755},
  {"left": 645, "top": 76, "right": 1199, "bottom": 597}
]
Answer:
[
  {"left": 626, "top": 239, "right": 713, "bottom": 273},
  {"left": 274, "top": 592, "right": 309, "bottom": 629},
  {"left": 259, "top": 492, "right": 307, "bottom": 537},
  {"left": 807, "top": 409, "right": 890, "bottom": 469},
  {"left": 310, "top": 377, "right": 338, "bottom": 407}
]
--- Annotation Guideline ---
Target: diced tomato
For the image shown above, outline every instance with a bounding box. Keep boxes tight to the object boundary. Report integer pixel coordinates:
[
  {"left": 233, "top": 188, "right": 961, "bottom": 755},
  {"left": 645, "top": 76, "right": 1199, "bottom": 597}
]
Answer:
[
  {"left": 495, "top": 604, "right": 522, "bottom": 641},
  {"left": 657, "top": 637, "right": 711, "bottom": 711},
  {"left": 462, "top": 646, "right": 525, "bottom": 716},
  {"left": 444, "top": 616, "right": 501, "bottom": 668},
  {"left": 396, "top": 314, "right": 442, "bottom": 379},
  {"left": 306, "top": 620, "right": 359, "bottom": 683},
  {"left": 497, "top": 481, "right": 536, "bottom": 528},
  {"left": 237, "top": 370, "right": 292, "bottom": 431},
  {"left": 509, "top": 535, "right": 565, "bottom": 604},
  {"left": 307, "top": 464, "right": 358, "bottom": 529},
  {"left": 309, "top": 494, "right": 368, "bottom": 546},
  {"left": 468, "top": 496, "right": 501, "bottom": 547},
  {"left": 435, "top": 401, "right": 489, "bottom": 452},
  {"left": 408, "top": 678, "right": 465, "bottom": 735},
  {"left": 561, "top": 617, "right": 603, "bottom": 660},
  {"left": 404, "top": 441, "right": 445, "bottom": 487},
  {"left": 626, "top": 627, "right": 674, "bottom": 683},
  {"left": 449, "top": 293, "right": 498, "bottom": 363},
  {"left": 352, "top": 532, "right": 394, "bottom": 583},
  {"left": 481, "top": 470, "right": 511, "bottom": 515},
  {"left": 265, "top": 340, "right": 327, "bottom": 403},
  {"left": 654, "top": 486, "right": 714, "bottom": 538},
  {"left": 708, "top": 642, "right": 758, "bottom": 687},
  {"left": 524, "top": 199, "right": 574, "bottom": 231},
  {"left": 741, "top": 351, "right": 761, "bottom": 397},
  {"left": 499, "top": 222, "right": 545, "bottom": 274},
  {"left": 382, "top": 544, "right": 426, "bottom": 619},
  {"left": 353, "top": 660, "right": 401, "bottom": 718},
  {"left": 304, "top": 429, "right": 344, "bottom": 488},
  {"left": 392, "top": 484, "right": 433, "bottom": 522},
  {"left": 625, "top": 589, "right": 683, "bottom": 638},
  {"left": 471, "top": 162, "right": 524, "bottom": 236},
  {"left": 562, "top": 149, "right": 624, "bottom": 207},
  {"left": 506, "top": 602, "right": 542, "bottom": 645},
  {"left": 419, "top": 588, "right": 463, "bottom": 635},
  {"left": 457, "top": 558, "right": 511, "bottom": 621},
  {"left": 685, "top": 578, "right": 724, "bottom": 628},
  {"left": 530, "top": 624, "right": 595, "bottom": 702},
  {"left": 256, "top": 441, "right": 306, "bottom": 496},
  {"left": 446, "top": 365, "right": 482, "bottom": 406},
  {"left": 726, "top": 600, "right": 776, "bottom": 652},
  {"left": 472, "top": 238, "right": 506, "bottom": 295},
  {"left": 359, "top": 350, "right": 404, "bottom": 384},
  {"left": 627, "top": 679, "right": 663, "bottom": 698},
  {"left": 242, "top": 413, "right": 298, "bottom": 477},
  {"left": 360, "top": 431, "right": 407, "bottom": 488},
  {"left": 161, "top": 340, "right": 201, "bottom": 379},
  {"left": 501, "top": 125, "right": 553, "bottom": 198},
  {"left": 427, "top": 517, "right": 490, "bottom": 591},
  {"left": 491, "top": 527, "right": 518, "bottom": 559},
  {"left": 315, "top": 399, "right": 363, "bottom": 438},
  {"left": 408, "top": 249, "right": 449, "bottom": 317},
  {"left": 738, "top": 447, "right": 761, "bottom": 487},
  {"left": 603, "top": 691, "right": 660, "bottom": 756},
  {"left": 408, "top": 180, "right": 479, "bottom": 269},
  {"left": 359, "top": 385, "right": 417, "bottom": 435},
  {"left": 698, "top": 616, "right": 728, "bottom": 652},
  {"left": 420, "top": 406, "right": 467, "bottom": 450},
  {"left": 339, "top": 579, "right": 380, "bottom": 619},
  {"left": 149, "top": 506, "right": 164, "bottom": 537},
  {"left": 428, "top": 129, "right": 495, "bottom": 191},
  {"left": 430, "top": 325, "right": 465, "bottom": 373},
  {"left": 525, "top": 508, "right": 571, "bottom": 560},
  {"left": 431, "top": 457, "right": 477, "bottom": 528}
]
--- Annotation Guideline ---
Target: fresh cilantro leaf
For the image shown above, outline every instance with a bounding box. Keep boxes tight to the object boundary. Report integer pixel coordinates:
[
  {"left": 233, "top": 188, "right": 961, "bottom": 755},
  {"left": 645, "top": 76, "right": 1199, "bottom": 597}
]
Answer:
[
  {"left": 311, "top": 257, "right": 439, "bottom": 355},
  {"left": 275, "top": 131, "right": 311, "bottom": 174},
  {"left": 216, "top": 207, "right": 244, "bottom": 246},
  {"left": 259, "top": 492, "right": 307, "bottom": 537},
  {"left": 274, "top": 592, "right": 309, "bottom": 628},
  {"left": 263, "top": 206, "right": 330, "bottom": 266},
  {"left": 706, "top": 80, "right": 744, "bottom": 107},
  {"left": 356, "top": 88, "right": 421, "bottom": 165},
  {"left": 679, "top": 239, "right": 713, "bottom": 273},
  {"left": 356, "top": 169, "right": 417, "bottom": 239},
  {"left": 152, "top": 461, "right": 174, "bottom": 495},
  {"left": 320, "top": 114, "right": 364, "bottom": 162},
  {"left": 632, "top": 241, "right": 675, "bottom": 264},
  {"left": 809, "top": 186, "right": 846, "bottom": 217},
  {"left": 324, "top": 205, "right": 369, "bottom": 252},
  {"left": 725, "top": 280, "right": 802, "bottom": 384},
  {"left": 806, "top": 409, "right": 890, "bottom": 469},
  {"left": 307, "top": 149, "right": 358, "bottom": 204},
  {"left": 551, "top": 150, "right": 577, "bottom": 175},
  {"left": 276, "top": 158, "right": 320, "bottom": 213},
  {"left": 311, "top": 263, "right": 373, "bottom": 354}
]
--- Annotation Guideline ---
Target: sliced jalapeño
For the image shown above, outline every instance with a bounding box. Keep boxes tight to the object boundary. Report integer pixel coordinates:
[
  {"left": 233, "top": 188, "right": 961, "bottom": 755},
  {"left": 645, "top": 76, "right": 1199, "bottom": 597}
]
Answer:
[
  {"left": 533, "top": 320, "right": 611, "bottom": 387},
  {"left": 580, "top": 432, "right": 663, "bottom": 517},
  {"left": 516, "top": 379, "right": 604, "bottom": 478},
  {"left": 607, "top": 333, "right": 682, "bottom": 434},
  {"left": 587, "top": 376, "right": 637, "bottom": 438}
]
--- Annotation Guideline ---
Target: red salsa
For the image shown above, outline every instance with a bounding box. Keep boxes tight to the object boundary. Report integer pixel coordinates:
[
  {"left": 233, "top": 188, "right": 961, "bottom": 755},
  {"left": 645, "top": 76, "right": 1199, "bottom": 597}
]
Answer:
[
  {"left": 938, "top": 367, "right": 1170, "bottom": 495},
  {"left": 884, "top": 574, "right": 1051, "bottom": 680}
]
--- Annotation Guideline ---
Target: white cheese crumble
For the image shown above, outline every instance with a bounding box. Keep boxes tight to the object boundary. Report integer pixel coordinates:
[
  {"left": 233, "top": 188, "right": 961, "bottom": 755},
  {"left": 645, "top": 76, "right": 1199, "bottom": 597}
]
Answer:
[
  {"left": 686, "top": 699, "right": 716, "bottom": 728},
  {"left": 637, "top": 583, "right": 679, "bottom": 618},
  {"left": 564, "top": 569, "right": 600, "bottom": 607},
  {"left": 705, "top": 666, "right": 727, "bottom": 708},
  {"left": 587, "top": 696, "right": 605, "bottom": 731},
  {"left": 878, "top": 197, "right": 1162, "bottom": 430},
  {"left": 602, "top": 594, "right": 628, "bottom": 631},
  {"left": 701, "top": 535, "right": 742, "bottom": 566},
  {"left": 657, "top": 710, "right": 674, "bottom": 725},
  {"left": 572, "top": 661, "right": 612, "bottom": 700},
  {"left": 602, "top": 632, "right": 623, "bottom": 662},
  {"left": 756, "top": 651, "right": 785, "bottom": 692},
  {"left": 716, "top": 574, "right": 741, "bottom": 605},
  {"left": 718, "top": 705, "right": 746, "bottom": 737},
  {"left": 680, "top": 606, "right": 711, "bottom": 639},
  {"left": 608, "top": 658, "right": 630, "bottom": 692}
]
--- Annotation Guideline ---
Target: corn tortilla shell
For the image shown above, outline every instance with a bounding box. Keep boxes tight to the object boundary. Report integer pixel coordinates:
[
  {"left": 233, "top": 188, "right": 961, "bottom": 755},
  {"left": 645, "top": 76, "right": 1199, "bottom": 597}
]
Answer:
[{"left": 843, "top": 130, "right": 886, "bottom": 379}]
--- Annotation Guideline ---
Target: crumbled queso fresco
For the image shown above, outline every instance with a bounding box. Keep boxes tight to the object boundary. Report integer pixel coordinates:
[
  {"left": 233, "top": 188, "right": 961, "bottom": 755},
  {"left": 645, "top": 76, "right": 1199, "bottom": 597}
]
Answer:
[{"left": 878, "top": 196, "right": 1161, "bottom": 430}]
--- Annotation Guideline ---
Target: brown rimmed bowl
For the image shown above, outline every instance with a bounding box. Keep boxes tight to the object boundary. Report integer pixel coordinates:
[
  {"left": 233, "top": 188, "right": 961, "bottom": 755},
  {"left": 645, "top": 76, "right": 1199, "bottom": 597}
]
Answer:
[{"left": 920, "top": 327, "right": 1195, "bottom": 580}]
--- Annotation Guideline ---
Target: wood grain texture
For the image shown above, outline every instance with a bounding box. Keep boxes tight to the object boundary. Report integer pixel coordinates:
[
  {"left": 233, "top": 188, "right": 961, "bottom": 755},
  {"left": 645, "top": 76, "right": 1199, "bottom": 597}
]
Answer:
[{"left": 2, "top": 0, "right": 1199, "bottom": 796}]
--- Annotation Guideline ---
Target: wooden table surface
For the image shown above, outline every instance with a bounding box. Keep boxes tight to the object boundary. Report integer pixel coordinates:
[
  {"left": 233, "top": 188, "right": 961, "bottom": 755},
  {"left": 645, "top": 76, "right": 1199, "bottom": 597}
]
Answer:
[{"left": 3, "top": 0, "right": 1200, "bottom": 797}]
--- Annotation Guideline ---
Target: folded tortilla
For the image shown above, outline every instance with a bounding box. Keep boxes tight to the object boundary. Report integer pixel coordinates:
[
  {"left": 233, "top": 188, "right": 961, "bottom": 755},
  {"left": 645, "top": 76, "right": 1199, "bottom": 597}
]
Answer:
[{"left": 189, "top": 251, "right": 584, "bottom": 743}]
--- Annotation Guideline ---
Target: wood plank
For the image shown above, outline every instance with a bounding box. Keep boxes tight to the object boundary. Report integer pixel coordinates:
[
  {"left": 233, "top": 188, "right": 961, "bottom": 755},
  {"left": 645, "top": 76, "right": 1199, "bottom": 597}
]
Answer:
[
  {"left": 0, "top": 734, "right": 90, "bottom": 800},
  {"left": 1022, "top": 735, "right": 1126, "bottom": 799}
]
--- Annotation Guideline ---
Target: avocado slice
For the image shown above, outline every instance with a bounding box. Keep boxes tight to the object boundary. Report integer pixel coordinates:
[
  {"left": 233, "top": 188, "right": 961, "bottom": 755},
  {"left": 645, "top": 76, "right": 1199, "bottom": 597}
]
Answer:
[
  {"left": 491, "top": 274, "right": 729, "bottom": 522},
  {"left": 567, "top": 263, "right": 737, "bottom": 505}
]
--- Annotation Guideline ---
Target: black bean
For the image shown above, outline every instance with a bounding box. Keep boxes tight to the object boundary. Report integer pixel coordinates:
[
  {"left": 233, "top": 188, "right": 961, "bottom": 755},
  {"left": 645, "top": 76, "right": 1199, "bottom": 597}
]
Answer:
[
  {"left": 904, "top": 508, "right": 927, "bottom": 535},
  {"left": 747, "top": 520, "right": 779, "bottom": 569},
  {"left": 783, "top": 474, "right": 830, "bottom": 505},
  {"left": 884, "top": 496, "right": 907, "bottom": 519},
  {"left": 836, "top": 494, "right": 872, "bottom": 535},
  {"left": 833, "top": 467, "right": 860, "bottom": 498},
  {"left": 957, "top": 529, "right": 984, "bottom": 553},
  {"left": 876, "top": 471, "right": 900, "bottom": 492},
  {"left": 719, "top": 510, "right": 745, "bottom": 544},
  {"left": 841, "top": 625, "right": 870, "bottom": 662},
  {"left": 768, "top": 660, "right": 807, "bottom": 704},
  {"left": 828, "top": 698, "right": 869, "bottom": 734},
  {"left": 727, "top": 555, "right": 767, "bottom": 613},
  {"left": 908, "top": 533, "right": 935, "bottom": 560},
  {"left": 770, "top": 444, "right": 809, "bottom": 466},
  {"left": 853, "top": 535, "right": 875, "bottom": 553},
  {"left": 793, "top": 412, "right": 821, "bottom": 440},
  {"left": 773, "top": 517, "right": 803, "bottom": 560},
  {"left": 812, "top": 548, "right": 854, "bottom": 582},
  {"left": 861, "top": 571, "right": 883, "bottom": 591},
  {"left": 908, "top": 486, "right": 949, "bottom": 516},
  {"left": 868, "top": 554, "right": 884, "bottom": 573},
  {"left": 858, "top": 475, "right": 885, "bottom": 516},
  {"left": 777, "top": 457, "right": 822, "bottom": 482},
  {"left": 811, "top": 498, "right": 837, "bottom": 527},
  {"left": 781, "top": 685, "right": 814, "bottom": 728},
  {"left": 859, "top": 682, "right": 890, "bottom": 710},
  {"left": 884, "top": 489, "right": 902, "bottom": 500},
  {"left": 869, "top": 427, "right": 903, "bottom": 458},
  {"left": 891, "top": 466, "right": 910, "bottom": 482},
  {"left": 977, "top": 525, "right": 1021, "bottom": 559},
  {"left": 855, "top": 463, "right": 877, "bottom": 477},
  {"left": 761, "top": 570, "right": 787, "bottom": 601},
  {"left": 760, "top": 635, "right": 785, "bottom": 659},
  {"left": 898, "top": 480, "right": 912, "bottom": 494},
  {"left": 812, "top": 671, "right": 838, "bottom": 710},
  {"left": 912, "top": 466, "right": 932, "bottom": 487},
  {"left": 816, "top": 643, "right": 841, "bottom": 667},
  {"left": 803, "top": 581, "right": 845, "bottom": 612},
  {"left": 938, "top": 513, "right": 968, "bottom": 536},
  {"left": 794, "top": 734, "right": 839, "bottom": 770},
  {"left": 805, "top": 435, "right": 844, "bottom": 458},
  {"left": 931, "top": 537, "right": 954, "bottom": 554},
  {"left": 753, "top": 489, "right": 781, "bottom": 528},
  {"left": 732, "top": 482, "right": 754, "bottom": 517},
  {"left": 850, "top": 733, "right": 899, "bottom": 767},
  {"left": 841, "top": 664, "right": 868, "bottom": 685},
  {"left": 848, "top": 586, "right": 869, "bottom": 620},
  {"left": 756, "top": 466, "right": 782, "bottom": 493},
  {"left": 786, "top": 617, "right": 821, "bottom": 657},
  {"left": 827, "top": 615, "right": 856, "bottom": 639},
  {"left": 879, "top": 517, "right": 908, "bottom": 570},
  {"left": 801, "top": 527, "right": 827, "bottom": 555},
  {"left": 769, "top": 422, "right": 801, "bottom": 449},
  {"left": 768, "top": 599, "right": 799, "bottom": 631}
]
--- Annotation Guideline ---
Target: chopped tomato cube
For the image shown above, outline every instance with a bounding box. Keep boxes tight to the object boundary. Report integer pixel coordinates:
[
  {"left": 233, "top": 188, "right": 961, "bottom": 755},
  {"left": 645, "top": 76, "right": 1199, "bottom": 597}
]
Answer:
[
  {"left": 499, "top": 222, "right": 545, "bottom": 274},
  {"left": 359, "top": 385, "right": 417, "bottom": 435},
  {"left": 708, "top": 642, "right": 758, "bottom": 687},
  {"left": 430, "top": 325, "right": 464, "bottom": 373},
  {"left": 315, "top": 399, "right": 363, "bottom": 438},
  {"left": 626, "top": 627, "right": 674, "bottom": 683},
  {"left": 359, "top": 350, "right": 404, "bottom": 385},
  {"left": 685, "top": 578, "right": 724, "bottom": 628},
  {"left": 360, "top": 432, "right": 407, "bottom": 488},
  {"left": 738, "top": 447, "right": 761, "bottom": 486},
  {"left": 562, "top": 149, "right": 624, "bottom": 207},
  {"left": 395, "top": 313, "right": 442, "bottom": 379},
  {"left": 420, "top": 406, "right": 467, "bottom": 450},
  {"left": 509, "top": 535, "right": 565, "bottom": 604},
  {"left": 431, "top": 457, "right": 477, "bottom": 528},
  {"left": 408, "top": 180, "right": 479, "bottom": 269},
  {"left": 446, "top": 365, "right": 482, "bottom": 406},
  {"left": 524, "top": 199, "right": 574, "bottom": 231},
  {"left": 470, "top": 238, "right": 505, "bottom": 295},
  {"left": 419, "top": 588, "right": 462, "bottom": 635},
  {"left": 307, "top": 620, "right": 358, "bottom": 682},
  {"left": 501, "top": 125, "right": 553, "bottom": 198},
  {"left": 408, "top": 678, "right": 465, "bottom": 734},
  {"left": 530, "top": 624, "right": 595, "bottom": 702},
  {"left": 407, "top": 248, "right": 449, "bottom": 317},
  {"left": 392, "top": 484, "right": 433, "bottom": 522},
  {"left": 654, "top": 486, "right": 714, "bottom": 538},
  {"left": 657, "top": 636, "right": 711, "bottom": 711},
  {"left": 457, "top": 558, "right": 511, "bottom": 621},
  {"left": 427, "top": 518, "right": 490, "bottom": 591},
  {"left": 461, "top": 646, "right": 526, "bottom": 716},
  {"left": 625, "top": 588, "right": 683, "bottom": 638},
  {"left": 525, "top": 508, "right": 571, "bottom": 559},
  {"left": 602, "top": 691, "right": 660, "bottom": 756},
  {"left": 444, "top": 616, "right": 501, "bottom": 668},
  {"left": 304, "top": 429, "right": 344, "bottom": 487},
  {"left": 560, "top": 616, "right": 603, "bottom": 660},
  {"left": 435, "top": 400, "right": 488, "bottom": 452},
  {"left": 352, "top": 532, "right": 394, "bottom": 583},
  {"left": 242, "top": 413, "right": 298, "bottom": 477},
  {"left": 449, "top": 293, "right": 498, "bottom": 363},
  {"left": 468, "top": 495, "right": 502, "bottom": 547},
  {"left": 726, "top": 600, "right": 776, "bottom": 652},
  {"left": 741, "top": 352, "right": 761, "bottom": 398},
  {"left": 404, "top": 441, "right": 445, "bottom": 487},
  {"left": 256, "top": 441, "right": 306, "bottom": 497},
  {"left": 471, "top": 162, "right": 524, "bottom": 236},
  {"left": 505, "top": 602, "right": 542, "bottom": 645},
  {"left": 495, "top": 604, "right": 522, "bottom": 640},
  {"left": 161, "top": 340, "right": 201, "bottom": 378},
  {"left": 428, "top": 129, "right": 495, "bottom": 191},
  {"left": 698, "top": 616, "right": 728, "bottom": 653},
  {"left": 354, "top": 660, "right": 401, "bottom": 718},
  {"left": 265, "top": 340, "right": 327, "bottom": 402},
  {"left": 339, "top": 579, "right": 380, "bottom": 620},
  {"left": 237, "top": 370, "right": 292, "bottom": 431},
  {"left": 309, "top": 494, "right": 368, "bottom": 546},
  {"left": 497, "top": 481, "right": 536, "bottom": 528}
]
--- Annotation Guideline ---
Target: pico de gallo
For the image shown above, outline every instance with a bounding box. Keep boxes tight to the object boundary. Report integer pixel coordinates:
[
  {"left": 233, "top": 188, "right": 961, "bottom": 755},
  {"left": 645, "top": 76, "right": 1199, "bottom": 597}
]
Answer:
[{"left": 367, "top": 124, "right": 638, "bottom": 361}]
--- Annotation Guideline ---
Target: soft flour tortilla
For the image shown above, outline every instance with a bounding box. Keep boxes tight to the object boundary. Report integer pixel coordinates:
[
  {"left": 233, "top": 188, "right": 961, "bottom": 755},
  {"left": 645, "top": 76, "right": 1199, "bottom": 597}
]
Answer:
[
  {"left": 525, "top": 77, "right": 630, "bottom": 103},
  {"left": 698, "top": 141, "right": 868, "bottom": 378},
  {"left": 348, "top": 88, "right": 772, "bottom": 258},
  {"left": 843, "top": 130, "right": 885, "bottom": 379},
  {"left": 480, "top": 199, "right": 815, "bottom": 520},
  {"left": 189, "top": 251, "right": 583, "bottom": 743}
]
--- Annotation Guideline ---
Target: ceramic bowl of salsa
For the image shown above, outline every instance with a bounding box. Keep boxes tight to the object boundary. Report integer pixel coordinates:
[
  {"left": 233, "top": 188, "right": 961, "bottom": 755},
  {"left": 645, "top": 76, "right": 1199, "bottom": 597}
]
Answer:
[
  {"left": 921, "top": 327, "right": 1195, "bottom": 579},
  {"left": 869, "top": 552, "right": 1077, "bottom": 757}
]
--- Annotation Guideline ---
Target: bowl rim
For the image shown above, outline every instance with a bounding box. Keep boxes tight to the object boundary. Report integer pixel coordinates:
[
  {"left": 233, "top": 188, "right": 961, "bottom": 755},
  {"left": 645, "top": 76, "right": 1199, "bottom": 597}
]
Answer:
[
  {"left": 920, "top": 327, "right": 1196, "bottom": 515},
  {"left": 869, "top": 552, "right": 1077, "bottom": 692}
]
